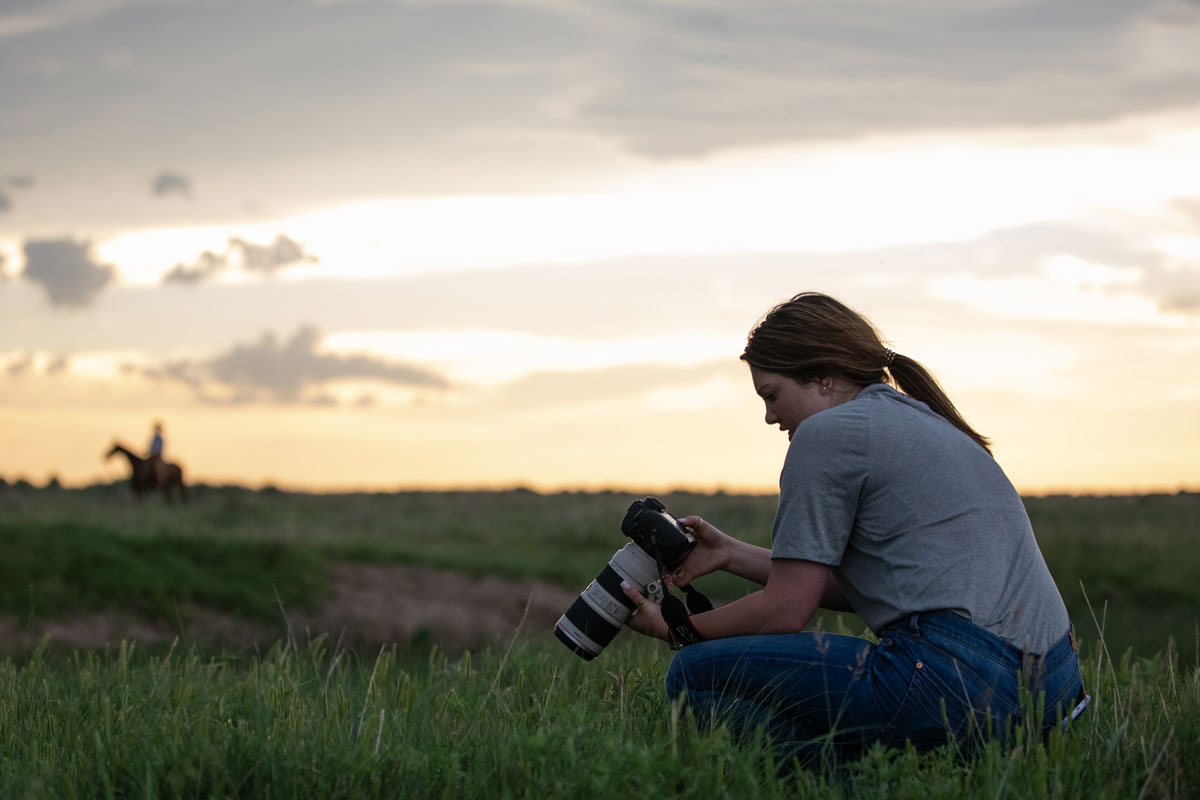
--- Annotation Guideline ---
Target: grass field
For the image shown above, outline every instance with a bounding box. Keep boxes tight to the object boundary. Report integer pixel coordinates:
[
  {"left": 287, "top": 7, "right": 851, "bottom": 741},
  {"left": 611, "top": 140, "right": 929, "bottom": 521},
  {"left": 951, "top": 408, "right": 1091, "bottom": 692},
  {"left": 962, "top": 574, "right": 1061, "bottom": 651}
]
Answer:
[{"left": 1, "top": 482, "right": 1198, "bottom": 797}]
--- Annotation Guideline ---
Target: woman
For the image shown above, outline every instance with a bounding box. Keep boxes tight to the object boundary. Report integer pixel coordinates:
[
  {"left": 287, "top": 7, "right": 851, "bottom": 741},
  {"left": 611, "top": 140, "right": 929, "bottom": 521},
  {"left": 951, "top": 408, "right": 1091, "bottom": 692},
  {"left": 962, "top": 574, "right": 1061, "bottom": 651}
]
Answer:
[{"left": 621, "top": 292, "right": 1086, "bottom": 763}]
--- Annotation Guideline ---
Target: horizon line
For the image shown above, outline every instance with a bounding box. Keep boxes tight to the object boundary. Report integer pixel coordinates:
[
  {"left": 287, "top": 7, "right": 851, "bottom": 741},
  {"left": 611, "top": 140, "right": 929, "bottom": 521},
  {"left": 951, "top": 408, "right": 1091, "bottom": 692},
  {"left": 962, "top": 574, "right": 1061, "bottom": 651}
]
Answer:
[{"left": 5, "top": 474, "right": 1198, "bottom": 500}]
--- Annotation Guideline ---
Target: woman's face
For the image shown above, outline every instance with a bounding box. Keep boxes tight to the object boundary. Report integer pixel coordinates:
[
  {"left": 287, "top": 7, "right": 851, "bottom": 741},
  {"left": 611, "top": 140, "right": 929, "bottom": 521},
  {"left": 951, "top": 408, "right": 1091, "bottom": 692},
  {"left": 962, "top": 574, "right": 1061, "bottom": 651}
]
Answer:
[{"left": 748, "top": 366, "right": 830, "bottom": 441}]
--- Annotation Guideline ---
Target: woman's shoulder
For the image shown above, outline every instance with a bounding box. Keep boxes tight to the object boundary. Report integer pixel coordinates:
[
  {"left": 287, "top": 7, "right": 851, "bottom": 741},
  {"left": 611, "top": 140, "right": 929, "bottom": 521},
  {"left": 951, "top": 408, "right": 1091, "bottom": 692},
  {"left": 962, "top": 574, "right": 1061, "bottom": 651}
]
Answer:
[
  {"left": 853, "top": 382, "right": 942, "bottom": 423},
  {"left": 791, "top": 382, "right": 937, "bottom": 457},
  {"left": 790, "top": 389, "right": 878, "bottom": 453},
  {"left": 802, "top": 383, "right": 898, "bottom": 431}
]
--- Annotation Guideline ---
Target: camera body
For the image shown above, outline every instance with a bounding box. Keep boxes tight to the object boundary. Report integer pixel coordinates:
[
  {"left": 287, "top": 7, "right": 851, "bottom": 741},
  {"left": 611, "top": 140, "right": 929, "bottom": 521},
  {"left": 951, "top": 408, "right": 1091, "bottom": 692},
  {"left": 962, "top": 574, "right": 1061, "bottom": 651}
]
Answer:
[{"left": 554, "top": 497, "right": 697, "bottom": 660}]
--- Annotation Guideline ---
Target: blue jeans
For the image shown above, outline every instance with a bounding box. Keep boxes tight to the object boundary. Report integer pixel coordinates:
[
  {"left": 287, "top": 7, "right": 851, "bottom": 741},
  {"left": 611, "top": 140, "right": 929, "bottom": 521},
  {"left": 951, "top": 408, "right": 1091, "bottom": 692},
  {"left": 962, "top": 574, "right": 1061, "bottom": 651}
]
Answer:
[{"left": 666, "top": 612, "right": 1084, "bottom": 763}]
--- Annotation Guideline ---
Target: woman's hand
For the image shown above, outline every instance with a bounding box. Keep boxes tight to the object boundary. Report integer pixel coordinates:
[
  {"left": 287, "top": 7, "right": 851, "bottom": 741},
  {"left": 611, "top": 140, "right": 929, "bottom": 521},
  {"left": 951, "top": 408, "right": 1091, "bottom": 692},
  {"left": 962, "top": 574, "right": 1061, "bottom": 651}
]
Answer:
[
  {"left": 620, "top": 581, "right": 668, "bottom": 641},
  {"left": 669, "top": 515, "right": 734, "bottom": 587}
]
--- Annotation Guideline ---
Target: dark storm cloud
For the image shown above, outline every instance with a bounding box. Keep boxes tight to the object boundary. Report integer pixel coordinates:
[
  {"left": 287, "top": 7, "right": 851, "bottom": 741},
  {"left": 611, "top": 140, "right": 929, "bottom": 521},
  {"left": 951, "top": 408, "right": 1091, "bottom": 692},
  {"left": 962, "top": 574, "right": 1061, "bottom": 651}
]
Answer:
[
  {"left": 151, "top": 170, "right": 191, "bottom": 197},
  {"left": 20, "top": 238, "right": 117, "bottom": 308},
  {"left": 138, "top": 325, "right": 450, "bottom": 405},
  {"left": 161, "top": 234, "right": 317, "bottom": 285}
]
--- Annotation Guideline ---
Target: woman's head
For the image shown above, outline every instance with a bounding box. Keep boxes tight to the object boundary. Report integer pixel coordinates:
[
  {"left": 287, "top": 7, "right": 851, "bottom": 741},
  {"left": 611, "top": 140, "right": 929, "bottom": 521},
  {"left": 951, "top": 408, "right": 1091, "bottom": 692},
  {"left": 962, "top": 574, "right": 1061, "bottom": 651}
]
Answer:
[
  {"left": 741, "top": 292, "right": 991, "bottom": 453},
  {"left": 741, "top": 292, "right": 891, "bottom": 387}
]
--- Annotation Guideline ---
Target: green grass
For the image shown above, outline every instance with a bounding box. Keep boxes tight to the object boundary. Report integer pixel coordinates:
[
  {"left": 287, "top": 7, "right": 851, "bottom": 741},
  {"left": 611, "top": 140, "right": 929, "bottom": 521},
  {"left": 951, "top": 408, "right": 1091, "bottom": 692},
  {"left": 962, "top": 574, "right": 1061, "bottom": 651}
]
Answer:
[
  {"left": 1, "top": 484, "right": 1199, "bottom": 796},
  {"left": 1024, "top": 494, "right": 1200, "bottom": 665},
  {"left": 3, "top": 484, "right": 1197, "bottom": 664},
  {"left": 0, "top": 633, "right": 1196, "bottom": 798},
  {"left": 0, "top": 519, "right": 326, "bottom": 623}
]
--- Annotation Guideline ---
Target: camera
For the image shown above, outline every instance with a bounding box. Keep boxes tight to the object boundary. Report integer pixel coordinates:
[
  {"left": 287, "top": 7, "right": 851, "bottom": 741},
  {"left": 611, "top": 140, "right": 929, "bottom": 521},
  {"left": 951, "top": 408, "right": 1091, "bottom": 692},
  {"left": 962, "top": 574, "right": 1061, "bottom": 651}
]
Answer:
[{"left": 554, "top": 497, "right": 699, "bottom": 660}]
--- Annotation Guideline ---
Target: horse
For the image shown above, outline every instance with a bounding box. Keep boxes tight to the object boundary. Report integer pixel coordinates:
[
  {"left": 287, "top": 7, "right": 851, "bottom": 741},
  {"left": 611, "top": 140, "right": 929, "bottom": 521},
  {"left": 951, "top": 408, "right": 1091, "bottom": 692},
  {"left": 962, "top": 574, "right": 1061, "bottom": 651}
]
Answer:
[{"left": 105, "top": 442, "right": 188, "bottom": 502}]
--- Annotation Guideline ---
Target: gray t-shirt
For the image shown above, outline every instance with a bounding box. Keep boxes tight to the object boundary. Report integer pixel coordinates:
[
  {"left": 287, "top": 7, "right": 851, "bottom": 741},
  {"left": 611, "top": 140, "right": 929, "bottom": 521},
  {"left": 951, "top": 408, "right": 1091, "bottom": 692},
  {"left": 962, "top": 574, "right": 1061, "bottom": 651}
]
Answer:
[{"left": 771, "top": 383, "right": 1069, "bottom": 654}]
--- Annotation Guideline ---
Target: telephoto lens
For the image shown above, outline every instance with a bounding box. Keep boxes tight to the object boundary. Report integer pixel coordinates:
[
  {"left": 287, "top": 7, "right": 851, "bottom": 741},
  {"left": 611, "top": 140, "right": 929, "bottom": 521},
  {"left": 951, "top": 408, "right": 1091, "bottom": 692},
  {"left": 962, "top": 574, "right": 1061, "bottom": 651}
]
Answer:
[{"left": 554, "top": 497, "right": 696, "bottom": 660}]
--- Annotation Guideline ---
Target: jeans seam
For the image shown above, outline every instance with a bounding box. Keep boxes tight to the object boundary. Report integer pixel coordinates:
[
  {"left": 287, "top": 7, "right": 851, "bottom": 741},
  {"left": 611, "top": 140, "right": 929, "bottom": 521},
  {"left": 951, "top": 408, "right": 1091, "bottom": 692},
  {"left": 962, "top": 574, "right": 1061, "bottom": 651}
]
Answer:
[{"left": 919, "top": 627, "right": 1021, "bottom": 673}]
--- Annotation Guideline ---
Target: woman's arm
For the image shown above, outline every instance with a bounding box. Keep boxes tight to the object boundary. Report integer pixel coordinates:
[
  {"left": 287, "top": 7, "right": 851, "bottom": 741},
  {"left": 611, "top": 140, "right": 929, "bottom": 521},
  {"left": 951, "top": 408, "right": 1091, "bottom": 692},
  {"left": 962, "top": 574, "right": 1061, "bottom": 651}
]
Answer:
[
  {"left": 624, "top": 558, "right": 828, "bottom": 641},
  {"left": 675, "top": 515, "right": 853, "bottom": 613}
]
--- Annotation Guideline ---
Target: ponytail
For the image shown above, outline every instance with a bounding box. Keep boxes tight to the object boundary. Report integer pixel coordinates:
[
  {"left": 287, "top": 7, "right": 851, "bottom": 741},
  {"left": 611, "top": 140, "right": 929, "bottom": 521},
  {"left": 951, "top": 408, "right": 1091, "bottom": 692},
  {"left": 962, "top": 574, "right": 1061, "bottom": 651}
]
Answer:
[{"left": 886, "top": 353, "right": 991, "bottom": 454}]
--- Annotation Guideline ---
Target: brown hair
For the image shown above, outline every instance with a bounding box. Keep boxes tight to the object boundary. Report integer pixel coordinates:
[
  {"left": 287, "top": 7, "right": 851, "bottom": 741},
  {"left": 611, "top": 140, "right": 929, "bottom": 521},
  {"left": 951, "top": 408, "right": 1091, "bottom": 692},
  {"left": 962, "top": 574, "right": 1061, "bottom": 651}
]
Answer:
[{"left": 741, "top": 292, "right": 991, "bottom": 453}]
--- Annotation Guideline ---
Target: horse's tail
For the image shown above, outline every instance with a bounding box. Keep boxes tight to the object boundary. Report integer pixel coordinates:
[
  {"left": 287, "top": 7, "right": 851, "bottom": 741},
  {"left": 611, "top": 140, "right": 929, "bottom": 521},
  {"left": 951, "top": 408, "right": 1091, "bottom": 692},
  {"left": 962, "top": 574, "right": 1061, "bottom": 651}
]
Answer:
[{"left": 169, "top": 464, "right": 188, "bottom": 502}]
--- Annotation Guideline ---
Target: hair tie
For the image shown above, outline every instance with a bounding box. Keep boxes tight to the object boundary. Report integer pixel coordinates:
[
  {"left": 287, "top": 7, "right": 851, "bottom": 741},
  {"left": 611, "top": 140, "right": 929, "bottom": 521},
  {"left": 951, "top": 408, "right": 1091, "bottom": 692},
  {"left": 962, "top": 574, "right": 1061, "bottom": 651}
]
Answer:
[{"left": 883, "top": 348, "right": 896, "bottom": 367}]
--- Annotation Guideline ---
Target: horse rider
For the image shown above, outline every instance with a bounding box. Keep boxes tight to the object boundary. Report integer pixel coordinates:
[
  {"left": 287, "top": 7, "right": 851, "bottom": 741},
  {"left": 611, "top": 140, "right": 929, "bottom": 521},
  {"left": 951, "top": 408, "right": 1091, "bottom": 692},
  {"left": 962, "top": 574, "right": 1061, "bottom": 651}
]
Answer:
[{"left": 147, "top": 421, "right": 168, "bottom": 485}]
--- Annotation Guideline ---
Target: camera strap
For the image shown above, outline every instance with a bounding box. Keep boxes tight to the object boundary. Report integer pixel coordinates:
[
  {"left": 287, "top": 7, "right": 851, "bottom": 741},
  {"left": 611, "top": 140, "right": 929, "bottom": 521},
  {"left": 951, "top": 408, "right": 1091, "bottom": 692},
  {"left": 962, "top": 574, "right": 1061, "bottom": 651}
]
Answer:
[
  {"left": 650, "top": 530, "right": 713, "bottom": 648},
  {"left": 661, "top": 594, "right": 704, "bottom": 649},
  {"left": 679, "top": 584, "right": 713, "bottom": 614}
]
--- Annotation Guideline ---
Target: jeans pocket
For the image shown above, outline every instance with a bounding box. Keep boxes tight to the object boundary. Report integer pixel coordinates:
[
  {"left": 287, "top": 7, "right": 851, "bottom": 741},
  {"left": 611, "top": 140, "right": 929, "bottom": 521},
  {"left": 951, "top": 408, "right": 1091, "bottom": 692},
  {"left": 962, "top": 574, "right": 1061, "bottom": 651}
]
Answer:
[
  {"left": 877, "top": 632, "right": 1023, "bottom": 748},
  {"left": 871, "top": 636, "right": 923, "bottom": 741}
]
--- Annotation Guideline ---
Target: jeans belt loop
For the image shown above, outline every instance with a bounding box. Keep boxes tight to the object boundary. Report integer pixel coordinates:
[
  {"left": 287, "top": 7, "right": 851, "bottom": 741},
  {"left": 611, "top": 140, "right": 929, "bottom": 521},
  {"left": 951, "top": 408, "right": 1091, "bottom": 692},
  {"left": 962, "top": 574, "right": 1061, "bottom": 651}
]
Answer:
[{"left": 908, "top": 612, "right": 921, "bottom": 633}]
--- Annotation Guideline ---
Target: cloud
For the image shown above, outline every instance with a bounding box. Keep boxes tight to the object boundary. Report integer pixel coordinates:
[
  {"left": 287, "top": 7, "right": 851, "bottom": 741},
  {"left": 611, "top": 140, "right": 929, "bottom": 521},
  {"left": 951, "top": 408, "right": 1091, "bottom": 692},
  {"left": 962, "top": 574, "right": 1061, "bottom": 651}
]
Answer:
[
  {"left": 0, "top": 0, "right": 133, "bottom": 39},
  {"left": 1148, "top": 263, "right": 1200, "bottom": 315},
  {"left": 1174, "top": 197, "right": 1200, "bottom": 227},
  {"left": 230, "top": 234, "right": 318, "bottom": 275},
  {"left": 151, "top": 170, "right": 192, "bottom": 198},
  {"left": 0, "top": 174, "right": 34, "bottom": 212},
  {"left": 1132, "top": 196, "right": 1200, "bottom": 315},
  {"left": 137, "top": 325, "right": 450, "bottom": 405},
  {"left": 3, "top": 0, "right": 1197, "bottom": 229},
  {"left": 46, "top": 354, "right": 70, "bottom": 374},
  {"left": 570, "top": 0, "right": 1200, "bottom": 156},
  {"left": 20, "top": 238, "right": 118, "bottom": 307},
  {"left": 0, "top": 351, "right": 70, "bottom": 377},
  {"left": 4, "top": 353, "right": 34, "bottom": 377},
  {"left": 161, "top": 249, "right": 226, "bottom": 285},
  {"left": 161, "top": 234, "right": 317, "bottom": 285},
  {"left": 1160, "top": 291, "right": 1200, "bottom": 313}
]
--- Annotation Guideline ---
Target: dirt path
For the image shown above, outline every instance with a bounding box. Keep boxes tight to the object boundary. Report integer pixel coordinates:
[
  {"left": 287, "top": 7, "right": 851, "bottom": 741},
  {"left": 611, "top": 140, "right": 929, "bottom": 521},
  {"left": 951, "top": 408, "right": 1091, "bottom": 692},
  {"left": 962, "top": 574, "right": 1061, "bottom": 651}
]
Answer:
[{"left": 0, "top": 563, "right": 581, "bottom": 654}]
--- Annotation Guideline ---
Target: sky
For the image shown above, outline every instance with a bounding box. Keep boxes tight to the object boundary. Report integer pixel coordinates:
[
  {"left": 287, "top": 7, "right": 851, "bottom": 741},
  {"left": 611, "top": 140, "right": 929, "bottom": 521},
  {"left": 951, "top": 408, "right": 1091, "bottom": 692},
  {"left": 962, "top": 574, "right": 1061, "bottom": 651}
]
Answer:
[{"left": 2, "top": 0, "right": 1199, "bottom": 495}]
